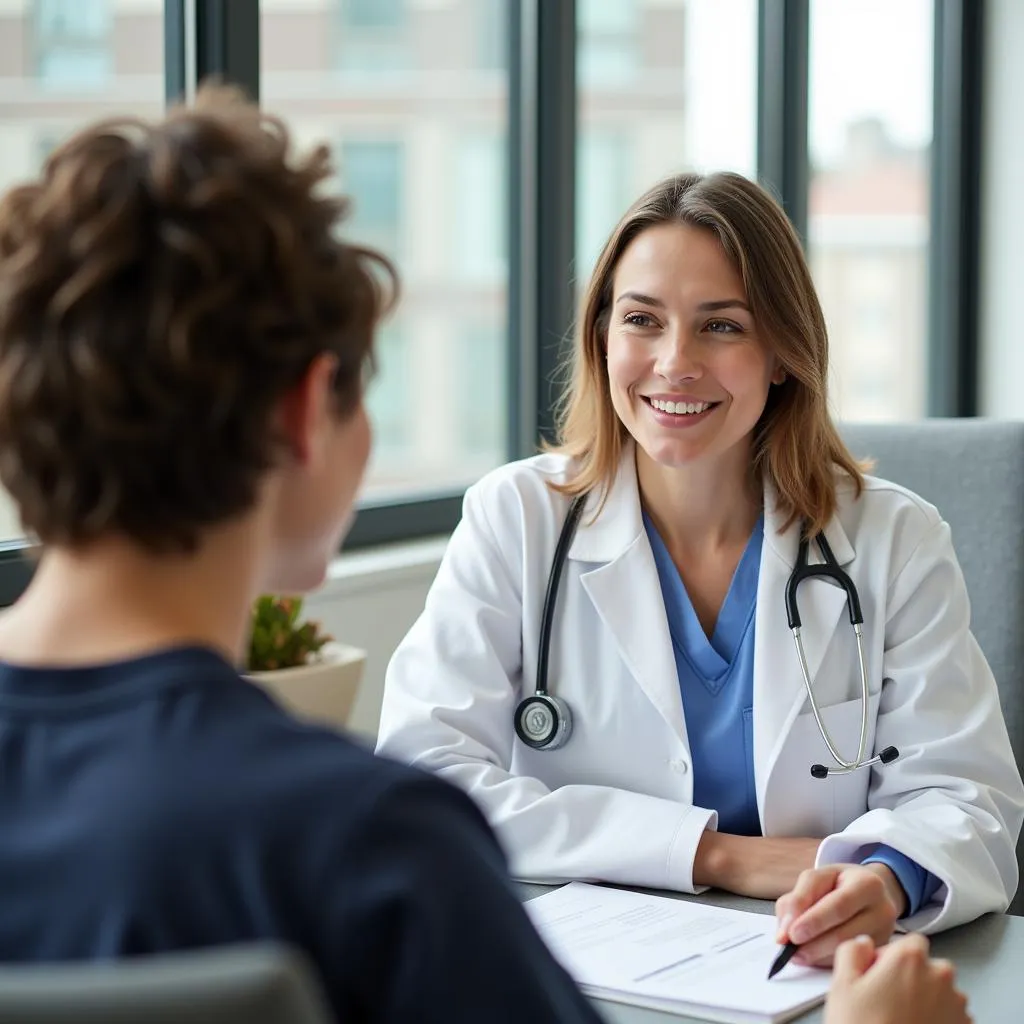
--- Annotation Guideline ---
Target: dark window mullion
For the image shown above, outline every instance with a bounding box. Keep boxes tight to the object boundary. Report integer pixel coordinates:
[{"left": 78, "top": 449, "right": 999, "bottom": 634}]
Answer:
[
  {"left": 164, "top": 0, "right": 186, "bottom": 104},
  {"left": 342, "top": 493, "right": 466, "bottom": 549},
  {"left": 509, "top": 0, "right": 576, "bottom": 457},
  {"left": 757, "top": 0, "right": 810, "bottom": 242},
  {"left": 928, "top": 0, "right": 984, "bottom": 417},
  {"left": 193, "top": 0, "right": 259, "bottom": 100}
]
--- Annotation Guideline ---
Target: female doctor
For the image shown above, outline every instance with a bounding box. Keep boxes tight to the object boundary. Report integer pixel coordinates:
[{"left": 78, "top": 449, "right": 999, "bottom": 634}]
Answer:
[{"left": 376, "top": 171, "right": 1024, "bottom": 966}]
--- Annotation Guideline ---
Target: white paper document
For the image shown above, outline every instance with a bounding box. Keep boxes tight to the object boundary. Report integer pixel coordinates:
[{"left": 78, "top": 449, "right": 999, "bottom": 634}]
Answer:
[{"left": 525, "top": 882, "right": 830, "bottom": 1024}]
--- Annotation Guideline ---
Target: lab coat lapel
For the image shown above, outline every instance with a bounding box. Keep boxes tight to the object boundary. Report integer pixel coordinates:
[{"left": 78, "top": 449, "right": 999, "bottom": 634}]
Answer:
[
  {"left": 753, "top": 486, "right": 854, "bottom": 812},
  {"left": 570, "top": 445, "right": 689, "bottom": 745}
]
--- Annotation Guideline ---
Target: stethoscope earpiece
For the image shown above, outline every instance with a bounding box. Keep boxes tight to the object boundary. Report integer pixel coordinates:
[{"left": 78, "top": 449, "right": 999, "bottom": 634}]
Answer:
[{"left": 810, "top": 743, "right": 901, "bottom": 778}]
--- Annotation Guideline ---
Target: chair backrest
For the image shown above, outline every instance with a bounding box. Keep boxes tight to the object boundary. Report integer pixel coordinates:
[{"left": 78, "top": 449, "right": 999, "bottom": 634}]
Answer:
[
  {"left": 840, "top": 419, "right": 1024, "bottom": 913},
  {"left": 0, "top": 943, "right": 333, "bottom": 1024}
]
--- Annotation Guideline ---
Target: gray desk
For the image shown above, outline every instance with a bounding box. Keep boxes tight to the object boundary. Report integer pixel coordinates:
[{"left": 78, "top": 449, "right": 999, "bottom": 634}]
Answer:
[{"left": 519, "top": 883, "right": 1024, "bottom": 1024}]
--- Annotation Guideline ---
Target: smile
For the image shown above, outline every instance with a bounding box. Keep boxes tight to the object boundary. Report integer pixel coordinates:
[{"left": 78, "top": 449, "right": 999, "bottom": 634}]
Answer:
[{"left": 644, "top": 397, "right": 718, "bottom": 416}]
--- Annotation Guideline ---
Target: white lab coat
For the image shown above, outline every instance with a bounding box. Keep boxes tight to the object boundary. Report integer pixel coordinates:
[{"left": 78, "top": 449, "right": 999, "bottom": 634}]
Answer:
[{"left": 376, "top": 445, "right": 1024, "bottom": 932}]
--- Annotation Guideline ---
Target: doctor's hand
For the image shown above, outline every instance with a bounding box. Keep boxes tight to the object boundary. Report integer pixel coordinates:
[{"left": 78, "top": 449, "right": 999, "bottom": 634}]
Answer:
[
  {"left": 824, "top": 934, "right": 971, "bottom": 1024},
  {"left": 775, "top": 863, "right": 904, "bottom": 967},
  {"left": 693, "top": 833, "right": 821, "bottom": 899}
]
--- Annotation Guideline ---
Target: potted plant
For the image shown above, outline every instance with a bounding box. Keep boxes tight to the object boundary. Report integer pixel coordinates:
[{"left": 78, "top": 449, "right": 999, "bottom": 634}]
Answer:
[{"left": 246, "top": 595, "right": 366, "bottom": 730}]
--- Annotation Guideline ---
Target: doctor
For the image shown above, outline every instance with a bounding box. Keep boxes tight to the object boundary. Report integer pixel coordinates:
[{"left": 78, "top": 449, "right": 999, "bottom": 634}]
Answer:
[{"left": 376, "top": 171, "right": 1024, "bottom": 965}]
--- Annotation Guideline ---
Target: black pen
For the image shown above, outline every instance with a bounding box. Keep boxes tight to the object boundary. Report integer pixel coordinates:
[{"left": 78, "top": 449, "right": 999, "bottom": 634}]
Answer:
[{"left": 767, "top": 940, "right": 800, "bottom": 980}]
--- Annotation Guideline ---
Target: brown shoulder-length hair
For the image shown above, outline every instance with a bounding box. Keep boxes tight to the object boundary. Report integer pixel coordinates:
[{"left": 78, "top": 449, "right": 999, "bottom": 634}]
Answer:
[{"left": 550, "top": 171, "right": 864, "bottom": 537}]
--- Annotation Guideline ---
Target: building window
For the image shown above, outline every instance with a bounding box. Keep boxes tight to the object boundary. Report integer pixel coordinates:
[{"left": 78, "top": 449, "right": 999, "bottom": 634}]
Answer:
[
  {"left": 478, "top": 0, "right": 506, "bottom": 70},
  {"left": 339, "top": 140, "right": 403, "bottom": 260},
  {"left": 456, "top": 135, "right": 506, "bottom": 282},
  {"left": 576, "top": 132, "right": 629, "bottom": 285},
  {"left": 35, "top": 0, "right": 111, "bottom": 88},
  {"left": 577, "top": 0, "right": 637, "bottom": 87},
  {"left": 35, "top": 131, "right": 66, "bottom": 166},
  {"left": 459, "top": 324, "right": 505, "bottom": 465},
  {"left": 344, "top": 0, "right": 404, "bottom": 29},
  {"left": 336, "top": 0, "right": 407, "bottom": 73},
  {"left": 365, "top": 325, "right": 411, "bottom": 476}
]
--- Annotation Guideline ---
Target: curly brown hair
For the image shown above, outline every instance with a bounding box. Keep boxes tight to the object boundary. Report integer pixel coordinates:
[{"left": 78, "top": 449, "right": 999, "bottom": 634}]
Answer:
[{"left": 0, "top": 83, "right": 396, "bottom": 553}]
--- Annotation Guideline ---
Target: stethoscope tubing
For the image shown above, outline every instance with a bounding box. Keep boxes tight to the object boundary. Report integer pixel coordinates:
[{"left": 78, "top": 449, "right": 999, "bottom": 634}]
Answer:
[
  {"left": 524, "top": 498, "right": 898, "bottom": 774},
  {"left": 792, "top": 622, "right": 872, "bottom": 773}
]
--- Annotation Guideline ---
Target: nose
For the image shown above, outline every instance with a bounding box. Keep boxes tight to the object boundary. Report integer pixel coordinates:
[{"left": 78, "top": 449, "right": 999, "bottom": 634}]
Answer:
[{"left": 654, "top": 327, "right": 703, "bottom": 382}]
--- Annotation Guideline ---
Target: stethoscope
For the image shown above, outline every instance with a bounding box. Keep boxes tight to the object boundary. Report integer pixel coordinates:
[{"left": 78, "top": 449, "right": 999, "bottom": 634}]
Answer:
[{"left": 513, "top": 495, "right": 900, "bottom": 780}]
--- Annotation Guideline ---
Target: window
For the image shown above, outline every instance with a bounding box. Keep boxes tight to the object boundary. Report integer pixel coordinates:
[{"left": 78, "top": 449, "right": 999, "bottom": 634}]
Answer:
[
  {"left": 340, "top": 140, "right": 403, "bottom": 259},
  {"left": 578, "top": 0, "right": 637, "bottom": 87},
  {"left": 344, "top": 0, "right": 403, "bottom": 30},
  {"left": 35, "top": 131, "right": 66, "bottom": 166},
  {"left": 262, "top": 0, "right": 510, "bottom": 500},
  {"left": 576, "top": 132, "right": 630, "bottom": 284},
  {"left": 458, "top": 323, "right": 505, "bottom": 467},
  {"left": 35, "top": 0, "right": 112, "bottom": 87},
  {"left": 478, "top": 0, "right": 506, "bottom": 70},
  {"left": 0, "top": 0, "right": 164, "bottom": 547},
  {"left": 335, "top": 0, "right": 407, "bottom": 73},
  {"left": 365, "top": 325, "right": 410, "bottom": 483},
  {"left": 575, "top": 0, "right": 758, "bottom": 285},
  {"left": 455, "top": 135, "right": 506, "bottom": 282},
  {"left": 807, "top": 0, "right": 933, "bottom": 421},
  {"left": 0, "top": 0, "right": 978, "bottom": 569}
]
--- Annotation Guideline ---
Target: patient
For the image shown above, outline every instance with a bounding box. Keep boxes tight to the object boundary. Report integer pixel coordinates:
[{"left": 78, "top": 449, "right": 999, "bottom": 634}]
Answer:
[{"left": 0, "top": 86, "right": 965, "bottom": 1024}]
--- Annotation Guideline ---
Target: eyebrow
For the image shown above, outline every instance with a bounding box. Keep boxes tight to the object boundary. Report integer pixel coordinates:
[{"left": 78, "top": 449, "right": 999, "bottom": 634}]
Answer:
[
  {"left": 615, "top": 291, "right": 665, "bottom": 308},
  {"left": 614, "top": 292, "right": 751, "bottom": 313},
  {"left": 697, "top": 298, "right": 751, "bottom": 312}
]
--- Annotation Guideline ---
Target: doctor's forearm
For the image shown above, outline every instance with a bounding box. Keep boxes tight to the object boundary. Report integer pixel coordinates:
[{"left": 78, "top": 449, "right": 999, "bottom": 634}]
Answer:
[{"left": 693, "top": 832, "right": 822, "bottom": 899}]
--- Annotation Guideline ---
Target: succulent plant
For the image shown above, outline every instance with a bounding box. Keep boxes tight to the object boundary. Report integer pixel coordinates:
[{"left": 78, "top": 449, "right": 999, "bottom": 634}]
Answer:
[{"left": 247, "top": 595, "right": 333, "bottom": 672}]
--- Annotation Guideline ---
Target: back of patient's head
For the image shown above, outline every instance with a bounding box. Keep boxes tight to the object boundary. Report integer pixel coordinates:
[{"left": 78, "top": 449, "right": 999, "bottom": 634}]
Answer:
[{"left": 0, "top": 83, "right": 396, "bottom": 554}]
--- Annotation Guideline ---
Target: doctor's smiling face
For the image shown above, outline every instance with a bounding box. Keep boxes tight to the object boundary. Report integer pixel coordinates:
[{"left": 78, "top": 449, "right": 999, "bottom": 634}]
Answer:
[
  {"left": 605, "top": 222, "right": 783, "bottom": 472},
  {"left": 560, "top": 172, "right": 851, "bottom": 538}
]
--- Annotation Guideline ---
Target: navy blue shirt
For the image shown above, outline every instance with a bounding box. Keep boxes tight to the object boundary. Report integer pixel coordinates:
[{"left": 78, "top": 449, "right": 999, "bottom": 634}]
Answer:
[{"left": 0, "top": 646, "right": 601, "bottom": 1024}]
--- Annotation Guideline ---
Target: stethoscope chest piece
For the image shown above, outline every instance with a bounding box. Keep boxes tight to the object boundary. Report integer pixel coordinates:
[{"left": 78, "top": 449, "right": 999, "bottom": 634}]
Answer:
[{"left": 514, "top": 693, "right": 573, "bottom": 750}]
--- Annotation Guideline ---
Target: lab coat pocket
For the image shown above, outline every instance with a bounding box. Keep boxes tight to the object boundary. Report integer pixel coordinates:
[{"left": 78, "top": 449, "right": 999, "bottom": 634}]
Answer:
[{"left": 765, "top": 692, "right": 881, "bottom": 837}]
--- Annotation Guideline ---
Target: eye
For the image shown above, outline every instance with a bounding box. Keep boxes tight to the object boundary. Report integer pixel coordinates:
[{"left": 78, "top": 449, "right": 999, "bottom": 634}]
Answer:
[
  {"left": 623, "top": 312, "right": 659, "bottom": 329},
  {"left": 705, "top": 318, "right": 743, "bottom": 335}
]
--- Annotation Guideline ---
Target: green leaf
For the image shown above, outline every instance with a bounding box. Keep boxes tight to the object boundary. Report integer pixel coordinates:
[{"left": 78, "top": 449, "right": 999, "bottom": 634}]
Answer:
[{"left": 246, "top": 594, "right": 331, "bottom": 671}]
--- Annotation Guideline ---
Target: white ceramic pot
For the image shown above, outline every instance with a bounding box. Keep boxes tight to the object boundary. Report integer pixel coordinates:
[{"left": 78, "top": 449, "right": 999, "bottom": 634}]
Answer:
[{"left": 249, "top": 641, "right": 366, "bottom": 730}]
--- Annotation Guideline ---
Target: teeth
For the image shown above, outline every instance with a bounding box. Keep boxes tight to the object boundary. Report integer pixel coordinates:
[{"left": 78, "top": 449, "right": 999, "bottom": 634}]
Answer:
[{"left": 650, "top": 399, "right": 712, "bottom": 415}]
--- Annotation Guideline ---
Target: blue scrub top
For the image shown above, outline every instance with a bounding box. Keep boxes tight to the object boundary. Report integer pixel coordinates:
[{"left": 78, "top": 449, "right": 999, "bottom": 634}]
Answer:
[
  {"left": 644, "top": 510, "right": 763, "bottom": 837},
  {"left": 644, "top": 513, "right": 941, "bottom": 916}
]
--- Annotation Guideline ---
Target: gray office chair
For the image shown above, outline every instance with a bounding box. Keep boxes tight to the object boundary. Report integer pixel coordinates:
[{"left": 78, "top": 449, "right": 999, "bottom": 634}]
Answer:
[
  {"left": 0, "top": 943, "right": 333, "bottom": 1023},
  {"left": 840, "top": 419, "right": 1024, "bottom": 914}
]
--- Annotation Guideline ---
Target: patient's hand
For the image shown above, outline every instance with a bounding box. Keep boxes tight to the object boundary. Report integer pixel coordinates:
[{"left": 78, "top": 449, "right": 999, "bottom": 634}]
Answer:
[{"left": 824, "top": 934, "right": 970, "bottom": 1024}]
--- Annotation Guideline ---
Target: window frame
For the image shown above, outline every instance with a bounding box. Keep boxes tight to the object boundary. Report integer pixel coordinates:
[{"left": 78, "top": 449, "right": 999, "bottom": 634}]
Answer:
[{"left": 0, "top": 0, "right": 987, "bottom": 605}]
